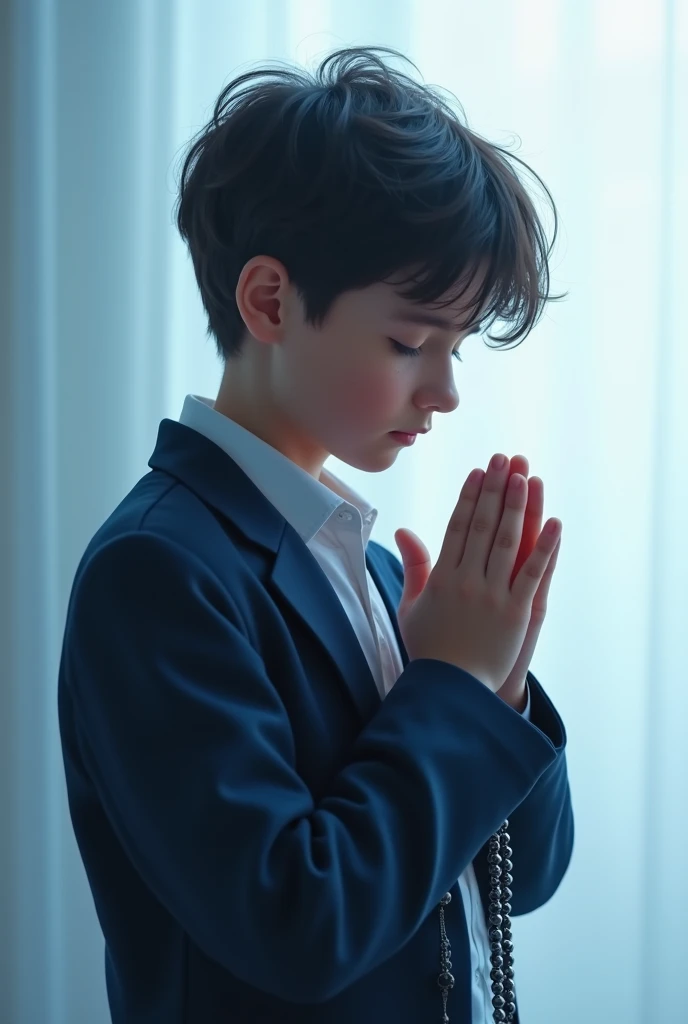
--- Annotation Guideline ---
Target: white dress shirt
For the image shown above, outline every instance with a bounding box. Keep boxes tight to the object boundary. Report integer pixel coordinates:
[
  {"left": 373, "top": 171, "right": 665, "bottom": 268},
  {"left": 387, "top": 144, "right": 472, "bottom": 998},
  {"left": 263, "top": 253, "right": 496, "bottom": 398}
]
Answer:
[{"left": 179, "top": 393, "right": 531, "bottom": 1022}]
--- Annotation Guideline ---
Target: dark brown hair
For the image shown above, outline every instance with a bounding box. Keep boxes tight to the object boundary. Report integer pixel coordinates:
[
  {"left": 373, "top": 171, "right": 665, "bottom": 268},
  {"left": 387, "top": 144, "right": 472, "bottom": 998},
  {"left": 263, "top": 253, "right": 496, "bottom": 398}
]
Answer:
[{"left": 174, "top": 45, "right": 564, "bottom": 360}]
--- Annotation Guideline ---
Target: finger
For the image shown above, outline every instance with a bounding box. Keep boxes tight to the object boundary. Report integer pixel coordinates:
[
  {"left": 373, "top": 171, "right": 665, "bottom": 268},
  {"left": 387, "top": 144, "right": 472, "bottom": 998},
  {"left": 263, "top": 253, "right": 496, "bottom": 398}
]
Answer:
[
  {"left": 461, "top": 454, "right": 515, "bottom": 574},
  {"left": 530, "top": 536, "right": 561, "bottom": 618},
  {"left": 394, "top": 528, "right": 433, "bottom": 613},
  {"left": 434, "top": 466, "right": 486, "bottom": 574},
  {"left": 521, "top": 476, "right": 544, "bottom": 555},
  {"left": 484, "top": 471, "right": 529, "bottom": 584},
  {"left": 510, "top": 476, "right": 543, "bottom": 584},
  {"left": 543, "top": 534, "right": 561, "bottom": 581},
  {"left": 508, "top": 454, "right": 529, "bottom": 480},
  {"left": 523, "top": 475, "right": 543, "bottom": 530},
  {"left": 506, "top": 457, "right": 535, "bottom": 572},
  {"left": 510, "top": 521, "right": 561, "bottom": 605}
]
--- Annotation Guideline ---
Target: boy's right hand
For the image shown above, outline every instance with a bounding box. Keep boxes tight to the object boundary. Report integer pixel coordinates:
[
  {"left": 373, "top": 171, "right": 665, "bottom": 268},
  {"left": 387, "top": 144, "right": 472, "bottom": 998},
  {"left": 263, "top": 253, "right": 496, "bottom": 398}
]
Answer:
[{"left": 394, "top": 454, "right": 561, "bottom": 694}]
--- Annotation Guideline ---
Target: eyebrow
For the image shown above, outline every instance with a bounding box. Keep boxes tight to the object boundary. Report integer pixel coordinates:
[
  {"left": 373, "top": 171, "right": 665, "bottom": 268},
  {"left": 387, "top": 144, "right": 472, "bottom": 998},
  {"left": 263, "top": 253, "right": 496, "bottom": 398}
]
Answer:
[{"left": 391, "top": 311, "right": 482, "bottom": 334}]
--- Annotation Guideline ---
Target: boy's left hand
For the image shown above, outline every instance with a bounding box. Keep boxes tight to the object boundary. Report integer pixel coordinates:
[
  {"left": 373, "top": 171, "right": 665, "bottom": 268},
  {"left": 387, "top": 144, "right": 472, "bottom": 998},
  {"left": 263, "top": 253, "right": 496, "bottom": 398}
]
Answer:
[{"left": 497, "top": 455, "right": 562, "bottom": 711}]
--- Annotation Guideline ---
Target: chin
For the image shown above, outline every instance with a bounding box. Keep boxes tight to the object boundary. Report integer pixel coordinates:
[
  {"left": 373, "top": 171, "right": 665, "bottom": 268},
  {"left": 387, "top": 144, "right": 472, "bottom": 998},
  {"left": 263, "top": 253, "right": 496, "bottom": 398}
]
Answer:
[{"left": 335, "top": 445, "right": 401, "bottom": 474}]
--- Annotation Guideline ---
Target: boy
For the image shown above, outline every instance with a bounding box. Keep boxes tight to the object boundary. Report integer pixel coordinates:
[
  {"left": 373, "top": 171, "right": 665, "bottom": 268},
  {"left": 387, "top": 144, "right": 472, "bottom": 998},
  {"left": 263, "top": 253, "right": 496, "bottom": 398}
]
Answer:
[{"left": 57, "top": 45, "right": 573, "bottom": 1024}]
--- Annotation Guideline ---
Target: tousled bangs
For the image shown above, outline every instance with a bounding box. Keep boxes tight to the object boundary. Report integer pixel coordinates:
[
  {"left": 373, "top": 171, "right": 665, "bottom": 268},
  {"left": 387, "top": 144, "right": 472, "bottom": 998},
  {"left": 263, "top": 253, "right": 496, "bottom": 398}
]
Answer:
[{"left": 175, "top": 46, "right": 564, "bottom": 359}]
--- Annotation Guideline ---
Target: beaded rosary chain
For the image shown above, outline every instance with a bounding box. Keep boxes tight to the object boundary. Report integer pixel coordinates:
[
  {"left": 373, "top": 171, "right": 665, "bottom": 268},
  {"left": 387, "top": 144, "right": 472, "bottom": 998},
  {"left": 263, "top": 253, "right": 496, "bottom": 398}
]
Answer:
[{"left": 436, "top": 820, "right": 516, "bottom": 1023}]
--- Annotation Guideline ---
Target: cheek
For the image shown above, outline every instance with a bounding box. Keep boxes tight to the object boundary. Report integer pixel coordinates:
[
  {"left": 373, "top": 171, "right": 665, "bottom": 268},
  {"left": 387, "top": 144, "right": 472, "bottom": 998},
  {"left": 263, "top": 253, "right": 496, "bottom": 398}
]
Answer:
[{"left": 335, "top": 364, "right": 404, "bottom": 421}]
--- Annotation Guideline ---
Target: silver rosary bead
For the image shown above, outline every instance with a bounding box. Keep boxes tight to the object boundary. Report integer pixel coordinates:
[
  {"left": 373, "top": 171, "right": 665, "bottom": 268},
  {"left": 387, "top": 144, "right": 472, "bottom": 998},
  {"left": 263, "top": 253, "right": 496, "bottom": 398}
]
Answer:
[{"left": 438, "top": 820, "right": 516, "bottom": 1023}]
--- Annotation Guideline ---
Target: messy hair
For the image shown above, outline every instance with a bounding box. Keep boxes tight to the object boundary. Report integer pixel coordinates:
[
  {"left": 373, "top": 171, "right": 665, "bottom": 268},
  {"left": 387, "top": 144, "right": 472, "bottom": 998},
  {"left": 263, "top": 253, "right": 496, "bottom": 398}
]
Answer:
[{"left": 174, "top": 45, "right": 564, "bottom": 360}]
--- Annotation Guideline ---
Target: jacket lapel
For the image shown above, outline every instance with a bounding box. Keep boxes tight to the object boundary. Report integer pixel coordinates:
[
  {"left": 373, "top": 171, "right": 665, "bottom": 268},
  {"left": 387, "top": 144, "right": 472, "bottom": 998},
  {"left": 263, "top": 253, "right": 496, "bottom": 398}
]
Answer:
[
  {"left": 148, "top": 419, "right": 383, "bottom": 724},
  {"left": 270, "top": 531, "right": 382, "bottom": 722}
]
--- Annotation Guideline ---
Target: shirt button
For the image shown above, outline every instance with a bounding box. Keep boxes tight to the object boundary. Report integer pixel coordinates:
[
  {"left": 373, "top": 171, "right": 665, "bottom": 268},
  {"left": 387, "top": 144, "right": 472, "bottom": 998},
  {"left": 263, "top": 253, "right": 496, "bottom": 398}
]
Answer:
[
  {"left": 337, "top": 510, "right": 353, "bottom": 521},
  {"left": 475, "top": 968, "right": 482, "bottom": 982}
]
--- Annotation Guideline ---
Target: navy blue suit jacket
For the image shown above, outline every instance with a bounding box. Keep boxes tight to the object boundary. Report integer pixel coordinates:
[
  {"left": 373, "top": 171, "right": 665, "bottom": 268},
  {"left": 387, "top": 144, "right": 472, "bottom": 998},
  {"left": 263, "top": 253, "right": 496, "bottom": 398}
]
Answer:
[{"left": 58, "top": 418, "right": 574, "bottom": 1023}]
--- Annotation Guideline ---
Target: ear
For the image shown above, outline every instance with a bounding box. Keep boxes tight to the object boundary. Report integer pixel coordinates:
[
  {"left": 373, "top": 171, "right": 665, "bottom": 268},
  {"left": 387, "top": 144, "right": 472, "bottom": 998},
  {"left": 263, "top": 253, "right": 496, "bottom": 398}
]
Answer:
[{"left": 235, "top": 256, "right": 292, "bottom": 344}]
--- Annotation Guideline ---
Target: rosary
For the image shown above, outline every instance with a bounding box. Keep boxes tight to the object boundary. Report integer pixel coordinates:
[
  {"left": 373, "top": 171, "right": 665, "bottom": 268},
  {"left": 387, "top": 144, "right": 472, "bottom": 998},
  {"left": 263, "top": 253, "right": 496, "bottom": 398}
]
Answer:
[{"left": 437, "top": 820, "right": 515, "bottom": 1023}]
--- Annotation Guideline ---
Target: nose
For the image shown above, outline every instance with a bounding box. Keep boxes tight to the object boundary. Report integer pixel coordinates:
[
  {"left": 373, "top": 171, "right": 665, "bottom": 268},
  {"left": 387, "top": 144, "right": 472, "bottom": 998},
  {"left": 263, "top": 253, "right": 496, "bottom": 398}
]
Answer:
[{"left": 415, "top": 375, "right": 459, "bottom": 416}]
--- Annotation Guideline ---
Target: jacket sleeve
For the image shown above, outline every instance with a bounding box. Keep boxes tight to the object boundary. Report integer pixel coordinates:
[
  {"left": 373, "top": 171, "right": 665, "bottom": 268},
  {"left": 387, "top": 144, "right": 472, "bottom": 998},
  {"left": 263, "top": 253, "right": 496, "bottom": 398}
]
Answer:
[
  {"left": 64, "top": 531, "right": 564, "bottom": 1004},
  {"left": 473, "top": 670, "right": 575, "bottom": 916}
]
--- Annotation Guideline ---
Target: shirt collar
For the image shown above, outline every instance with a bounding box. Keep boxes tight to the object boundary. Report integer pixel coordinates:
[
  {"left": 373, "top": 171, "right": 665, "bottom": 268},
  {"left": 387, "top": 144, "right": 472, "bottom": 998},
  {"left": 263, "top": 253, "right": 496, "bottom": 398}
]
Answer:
[{"left": 179, "top": 395, "right": 378, "bottom": 546}]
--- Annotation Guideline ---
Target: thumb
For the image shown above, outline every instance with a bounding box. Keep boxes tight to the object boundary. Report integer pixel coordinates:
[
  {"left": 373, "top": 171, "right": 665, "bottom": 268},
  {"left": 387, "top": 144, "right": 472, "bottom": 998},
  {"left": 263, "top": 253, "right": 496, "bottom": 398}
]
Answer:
[{"left": 394, "top": 528, "right": 432, "bottom": 614}]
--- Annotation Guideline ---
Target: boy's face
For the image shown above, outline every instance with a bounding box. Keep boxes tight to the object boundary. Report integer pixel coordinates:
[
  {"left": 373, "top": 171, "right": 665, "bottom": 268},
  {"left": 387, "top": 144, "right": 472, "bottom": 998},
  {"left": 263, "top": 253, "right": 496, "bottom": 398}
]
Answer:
[{"left": 219, "top": 263, "right": 485, "bottom": 479}]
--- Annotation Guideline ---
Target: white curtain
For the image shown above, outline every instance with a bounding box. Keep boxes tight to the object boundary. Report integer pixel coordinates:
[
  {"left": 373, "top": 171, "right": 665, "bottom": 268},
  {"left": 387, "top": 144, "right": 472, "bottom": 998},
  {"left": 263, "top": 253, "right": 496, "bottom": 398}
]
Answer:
[{"left": 3, "top": 1, "right": 687, "bottom": 1021}]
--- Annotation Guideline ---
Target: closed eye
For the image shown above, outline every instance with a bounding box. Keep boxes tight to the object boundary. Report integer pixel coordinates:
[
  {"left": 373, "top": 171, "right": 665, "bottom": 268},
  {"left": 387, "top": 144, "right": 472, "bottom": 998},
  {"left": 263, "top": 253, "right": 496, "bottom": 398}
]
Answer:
[{"left": 388, "top": 338, "right": 463, "bottom": 362}]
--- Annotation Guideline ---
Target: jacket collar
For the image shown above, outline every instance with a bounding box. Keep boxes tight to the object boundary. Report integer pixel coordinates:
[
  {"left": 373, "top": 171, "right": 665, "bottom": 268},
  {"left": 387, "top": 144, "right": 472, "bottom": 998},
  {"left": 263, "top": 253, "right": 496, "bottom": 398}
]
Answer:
[{"left": 148, "top": 418, "right": 401, "bottom": 722}]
